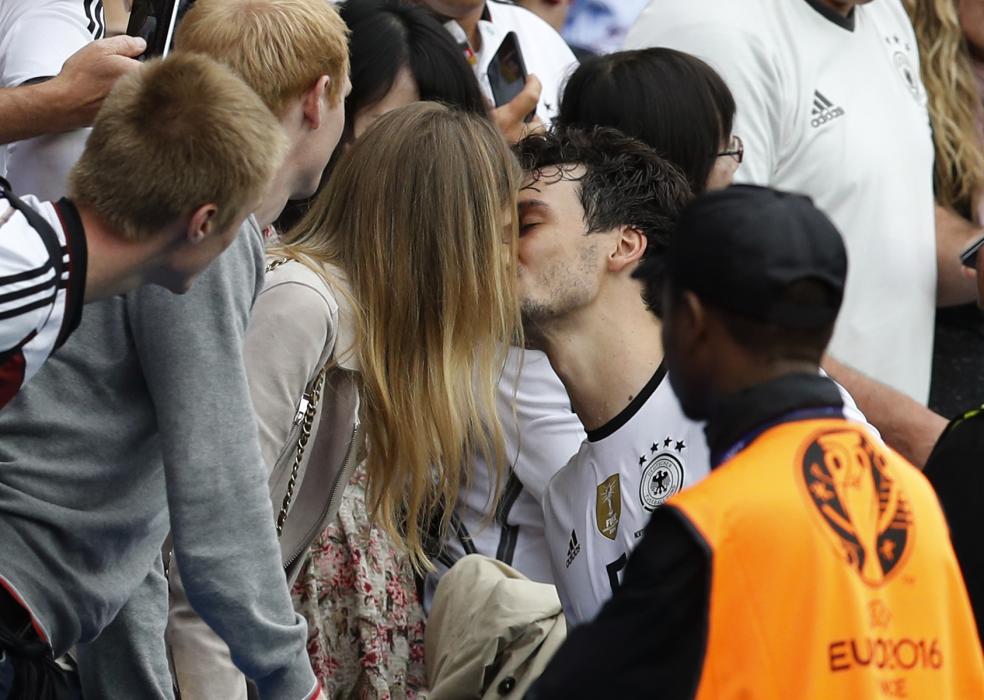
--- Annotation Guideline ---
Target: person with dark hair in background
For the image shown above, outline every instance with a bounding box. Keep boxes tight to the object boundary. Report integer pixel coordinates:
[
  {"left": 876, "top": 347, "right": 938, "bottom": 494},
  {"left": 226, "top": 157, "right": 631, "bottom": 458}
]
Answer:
[
  {"left": 277, "top": 0, "right": 487, "bottom": 231},
  {"left": 528, "top": 185, "right": 984, "bottom": 699},
  {"left": 341, "top": 0, "right": 487, "bottom": 141},
  {"left": 556, "top": 48, "right": 739, "bottom": 195}
]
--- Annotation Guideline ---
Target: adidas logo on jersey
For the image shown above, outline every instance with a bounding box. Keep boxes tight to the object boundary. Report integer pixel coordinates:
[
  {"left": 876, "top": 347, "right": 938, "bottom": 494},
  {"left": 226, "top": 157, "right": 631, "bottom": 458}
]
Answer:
[
  {"left": 566, "top": 529, "right": 581, "bottom": 568},
  {"left": 811, "top": 91, "right": 845, "bottom": 128}
]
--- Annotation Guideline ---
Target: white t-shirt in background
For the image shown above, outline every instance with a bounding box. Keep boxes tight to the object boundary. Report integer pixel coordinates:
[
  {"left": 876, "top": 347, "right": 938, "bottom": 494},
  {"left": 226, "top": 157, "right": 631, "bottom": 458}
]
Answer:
[
  {"left": 0, "top": 1, "right": 105, "bottom": 199},
  {"left": 626, "top": 0, "right": 936, "bottom": 403}
]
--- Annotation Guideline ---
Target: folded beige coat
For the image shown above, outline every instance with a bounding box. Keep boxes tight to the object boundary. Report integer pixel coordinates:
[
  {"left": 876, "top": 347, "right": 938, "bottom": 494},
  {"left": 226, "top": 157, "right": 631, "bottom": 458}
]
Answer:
[{"left": 425, "top": 554, "right": 567, "bottom": 700}]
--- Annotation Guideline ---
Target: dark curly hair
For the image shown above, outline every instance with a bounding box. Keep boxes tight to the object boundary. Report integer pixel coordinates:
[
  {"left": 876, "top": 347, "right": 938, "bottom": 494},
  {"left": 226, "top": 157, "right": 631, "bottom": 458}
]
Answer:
[
  {"left": 557, "top": 48, "right": 735, "bottom": 195},
  {"left": 514, "top": 126, "right": 693, "bottom": 311}
]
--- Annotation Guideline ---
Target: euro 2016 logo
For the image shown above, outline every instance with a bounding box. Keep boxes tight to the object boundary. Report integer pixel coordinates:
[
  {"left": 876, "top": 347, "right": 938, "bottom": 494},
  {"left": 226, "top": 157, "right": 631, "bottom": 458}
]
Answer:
[{"left": 801, "top": 429, "right": 914, "bottom": 586}]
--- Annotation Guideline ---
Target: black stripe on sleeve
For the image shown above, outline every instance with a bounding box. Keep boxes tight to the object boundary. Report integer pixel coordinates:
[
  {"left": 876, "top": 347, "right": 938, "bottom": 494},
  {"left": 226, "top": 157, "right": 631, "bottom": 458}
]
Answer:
[
  {"left": 94, "top": 0, "right": 106, "bottom": 39},
  {"left": 83, "top": 0, "right": 97, "bottom": 34},
  {"left": 0, "top": 260, "right": 56, "bottom": 288},
  {"left": 0, "top": 277, "right": 59, "bottom": 306},
  {"left": 494, "top": 470, "right": 524, "bottom": 565},
  {"left": 0, "top": 291, "right": 59, "bottom": 322}
]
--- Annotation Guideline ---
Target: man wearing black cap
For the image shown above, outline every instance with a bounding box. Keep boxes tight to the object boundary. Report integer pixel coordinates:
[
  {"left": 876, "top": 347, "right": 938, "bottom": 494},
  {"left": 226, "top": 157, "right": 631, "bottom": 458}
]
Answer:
[{"left": 526, "top": 185, "right": 984, "bottom": 699}]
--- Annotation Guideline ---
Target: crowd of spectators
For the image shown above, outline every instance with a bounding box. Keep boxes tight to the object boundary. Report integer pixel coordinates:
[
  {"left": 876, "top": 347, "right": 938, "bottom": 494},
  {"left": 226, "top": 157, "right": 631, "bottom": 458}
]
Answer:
[{"left": 0, "top": 0, "right": 982, "bottom": 698}]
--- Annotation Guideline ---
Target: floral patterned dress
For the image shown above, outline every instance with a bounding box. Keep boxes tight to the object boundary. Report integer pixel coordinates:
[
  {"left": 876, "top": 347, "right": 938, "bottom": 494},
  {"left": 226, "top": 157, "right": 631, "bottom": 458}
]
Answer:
[{"left": 291, "top": 465, "right": 428, "bottom": 699}]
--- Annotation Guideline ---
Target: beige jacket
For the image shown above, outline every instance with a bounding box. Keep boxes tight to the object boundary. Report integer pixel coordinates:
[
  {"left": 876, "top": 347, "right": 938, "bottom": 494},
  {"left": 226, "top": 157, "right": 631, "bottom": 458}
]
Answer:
[
  {"left": 426, "top": 555, "right": 567, "bottom": 700},
  {"left": 166, "top": 258, "right": 362, "bottom": 699}
]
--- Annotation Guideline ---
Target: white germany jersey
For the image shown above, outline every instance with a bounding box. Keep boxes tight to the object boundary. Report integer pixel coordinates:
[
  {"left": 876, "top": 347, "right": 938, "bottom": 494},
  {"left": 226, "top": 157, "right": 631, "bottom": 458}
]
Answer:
[
  {"left": 542, "top": 366, "right": 710, "bottom": 626},
  {"left": 424, "top": 348, "right": 586, "bottom": 610},
  {"left": 626, "top": 0, "right": 935, "bottom": 403},
  {"left": 0, "top": 194, "right": 85, "bottom": 408},
  {"left": 0, "top": 1, "right": 105, "bottom": 199}
]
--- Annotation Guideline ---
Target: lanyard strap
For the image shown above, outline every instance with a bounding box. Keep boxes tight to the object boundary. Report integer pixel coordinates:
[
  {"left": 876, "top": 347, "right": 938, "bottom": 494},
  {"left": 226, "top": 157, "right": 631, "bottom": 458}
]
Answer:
[{"left": 714, "top": 406, "right": 845, "bottom": 467}]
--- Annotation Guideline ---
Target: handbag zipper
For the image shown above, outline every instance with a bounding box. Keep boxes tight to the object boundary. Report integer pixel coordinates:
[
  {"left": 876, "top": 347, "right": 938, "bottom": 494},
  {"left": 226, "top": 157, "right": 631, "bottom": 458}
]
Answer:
[{"left": 283, "top": 421, "right": 362, "bottom": 569}]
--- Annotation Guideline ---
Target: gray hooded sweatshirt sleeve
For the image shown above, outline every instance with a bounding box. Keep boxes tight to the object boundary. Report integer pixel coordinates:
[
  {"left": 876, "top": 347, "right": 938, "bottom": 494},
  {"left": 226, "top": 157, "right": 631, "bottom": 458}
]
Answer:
[{"left": 0, "top": 217, "right": 317, "bottom": 699}]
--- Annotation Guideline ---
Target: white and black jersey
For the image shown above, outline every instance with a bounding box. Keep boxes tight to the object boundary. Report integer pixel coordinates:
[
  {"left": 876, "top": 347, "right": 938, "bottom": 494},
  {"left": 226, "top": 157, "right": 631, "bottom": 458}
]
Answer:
[
  {"left": 424, "top": 348, "right": 586, "bottom": 609},
  {"left": 627, "top": 0, "right": 935, "bottom": 403},
  {"left": 0, "top": 191, "right": 86, "bottom": 408},
  {"left": 542, "top": 365, "right": 710, "bottom": 627},
  {"left": 0, "top": 1, "right": 106, "bottom": 199}
]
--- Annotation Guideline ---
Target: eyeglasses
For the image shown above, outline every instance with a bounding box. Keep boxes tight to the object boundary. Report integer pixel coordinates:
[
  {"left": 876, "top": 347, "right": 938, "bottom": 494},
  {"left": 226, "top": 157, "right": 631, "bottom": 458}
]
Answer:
[{"left": 717, "top": 135, "right": 744, "bottom": 164}]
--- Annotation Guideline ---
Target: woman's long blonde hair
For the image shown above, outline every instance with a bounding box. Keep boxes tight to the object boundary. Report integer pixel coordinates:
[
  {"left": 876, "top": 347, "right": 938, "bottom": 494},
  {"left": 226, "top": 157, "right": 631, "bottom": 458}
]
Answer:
[
  {"left": 906, "top": 0, "right": 984, "bottom": 212},
  {"left": 275, "top": 102, "right": 522, "bottom": 569}
]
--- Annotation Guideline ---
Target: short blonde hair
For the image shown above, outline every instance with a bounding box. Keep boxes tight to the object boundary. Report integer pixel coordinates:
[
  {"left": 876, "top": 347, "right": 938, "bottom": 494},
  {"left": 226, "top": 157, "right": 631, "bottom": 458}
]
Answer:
[
  {"left": 69, "top": 52, "right": 287, "bottom": 241},
  {"left": 175, "top": 0, "right": 350, "bottom": 115}
]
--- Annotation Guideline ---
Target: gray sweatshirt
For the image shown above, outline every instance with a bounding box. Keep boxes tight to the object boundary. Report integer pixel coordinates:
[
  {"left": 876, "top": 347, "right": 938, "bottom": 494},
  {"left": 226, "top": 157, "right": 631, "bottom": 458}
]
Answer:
[{"left": 0, "top": 218, "right": 317, "bottom": 699}]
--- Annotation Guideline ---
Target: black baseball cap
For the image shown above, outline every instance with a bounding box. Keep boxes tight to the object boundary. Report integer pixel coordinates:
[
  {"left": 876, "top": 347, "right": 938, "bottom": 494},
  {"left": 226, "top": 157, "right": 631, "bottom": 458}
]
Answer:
[{"left": 641, "top": 185, "right": 848, "bottom": 329}]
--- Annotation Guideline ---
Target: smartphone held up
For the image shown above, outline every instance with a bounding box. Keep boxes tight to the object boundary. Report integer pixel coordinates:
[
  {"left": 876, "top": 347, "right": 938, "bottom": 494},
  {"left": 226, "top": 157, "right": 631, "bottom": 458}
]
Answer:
[
  {"left": 487, "top": 31, "right": 535, "bottom": 123},
  {"left": 126, "top": 0, "right": 190, "bottom": 59}
]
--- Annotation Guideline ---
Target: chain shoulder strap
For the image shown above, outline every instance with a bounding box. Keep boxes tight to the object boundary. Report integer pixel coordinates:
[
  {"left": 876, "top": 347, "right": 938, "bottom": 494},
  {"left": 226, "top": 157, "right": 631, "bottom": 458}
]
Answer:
[
  {"left": 276, "top": 364, "right": 329, "bottom": 537},
  {"left": 265, "top": 257, "right": 289, "bottom": 274}
]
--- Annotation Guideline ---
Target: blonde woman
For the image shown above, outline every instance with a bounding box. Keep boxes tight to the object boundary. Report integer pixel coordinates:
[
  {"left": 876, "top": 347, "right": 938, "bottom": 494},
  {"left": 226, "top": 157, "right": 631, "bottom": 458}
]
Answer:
[
  {"left": 168, "top": 102, "right": 522, "bottom": 697},
  {"left": 905, "top": 0, "right": 984, "bottom": 417}
]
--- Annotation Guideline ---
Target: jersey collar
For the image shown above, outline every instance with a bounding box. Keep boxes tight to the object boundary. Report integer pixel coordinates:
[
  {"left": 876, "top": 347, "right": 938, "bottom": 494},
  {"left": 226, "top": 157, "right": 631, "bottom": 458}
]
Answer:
[
  {"left": 802, "top": 0, "right": 856, "bottom": 32},
  {"left": 586, "top": 362, "right": 667, "bottom": 443}
]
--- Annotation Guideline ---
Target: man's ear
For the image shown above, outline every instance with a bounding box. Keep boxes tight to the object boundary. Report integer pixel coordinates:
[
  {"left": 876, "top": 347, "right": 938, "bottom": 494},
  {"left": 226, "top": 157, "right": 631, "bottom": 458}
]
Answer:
[
  {"left": 187, "top": 204, "right": 219, "bottom": 244},
  {"left": 608, "top": 225, "right": 647, "bottom": 273},
  {"left": 301, "top": 75, "right": 332, "bottom": 130}
]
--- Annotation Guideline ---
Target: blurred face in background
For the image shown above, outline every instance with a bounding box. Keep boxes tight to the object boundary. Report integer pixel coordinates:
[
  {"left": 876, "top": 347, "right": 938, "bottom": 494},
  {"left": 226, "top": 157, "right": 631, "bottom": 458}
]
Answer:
[
  {"left": 351, "top": 66, "right": 420, "bottom": 140},
  {"left": 706, "top": 134, "right": 743, "bottom": 191}
]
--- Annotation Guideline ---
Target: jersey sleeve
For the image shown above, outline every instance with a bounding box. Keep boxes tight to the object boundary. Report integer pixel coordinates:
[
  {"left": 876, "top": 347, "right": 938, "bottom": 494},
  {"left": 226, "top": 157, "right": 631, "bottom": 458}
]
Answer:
[
  {"left": 0, "top": 204, "right": 67, "bottom": 407},
  {"left": 624, "top": 6, "right": 787, "bottom": 185},
  {"left": 0, "top": 226, "right": 55, "bottom": 351},
  {"left": 540, "top": 461, "right": 585, "bottom": 624}
]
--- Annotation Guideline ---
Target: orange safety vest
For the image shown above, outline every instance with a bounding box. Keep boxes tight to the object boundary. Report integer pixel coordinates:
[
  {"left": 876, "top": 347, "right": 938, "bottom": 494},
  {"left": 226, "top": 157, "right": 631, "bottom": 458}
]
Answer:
[{"left": 670, "top": 418, "right": 984, "bottom": 700}]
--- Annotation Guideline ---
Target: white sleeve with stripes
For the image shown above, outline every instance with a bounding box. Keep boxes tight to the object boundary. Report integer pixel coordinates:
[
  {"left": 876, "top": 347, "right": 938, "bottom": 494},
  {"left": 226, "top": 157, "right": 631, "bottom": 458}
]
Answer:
[{"left": 0, "top": 197, "right": 69, "bottom": 406}]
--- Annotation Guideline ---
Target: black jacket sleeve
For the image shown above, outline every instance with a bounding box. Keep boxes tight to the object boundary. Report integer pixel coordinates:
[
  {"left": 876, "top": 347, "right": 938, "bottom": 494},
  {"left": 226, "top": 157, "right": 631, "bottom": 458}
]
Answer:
[
  {"left": 924, "top": 408, "right": 984, "bottom": 642},
  {"left": 526, "top": 505, "right": 711, "bottom": 699}
]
